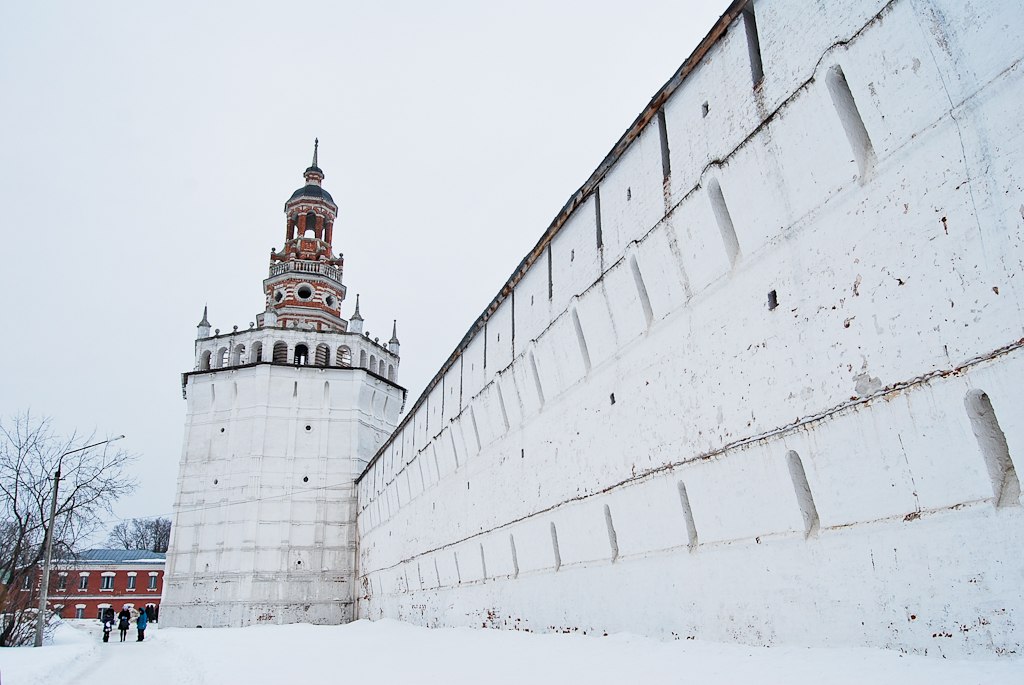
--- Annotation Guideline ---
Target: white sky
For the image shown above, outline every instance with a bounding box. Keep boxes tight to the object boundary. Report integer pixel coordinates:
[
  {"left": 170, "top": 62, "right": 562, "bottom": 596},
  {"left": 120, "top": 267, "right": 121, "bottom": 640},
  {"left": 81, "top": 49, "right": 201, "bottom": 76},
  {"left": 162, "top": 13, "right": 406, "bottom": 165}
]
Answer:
[{"left": 0, "top": 1, "right": 727, "bottom": 528}]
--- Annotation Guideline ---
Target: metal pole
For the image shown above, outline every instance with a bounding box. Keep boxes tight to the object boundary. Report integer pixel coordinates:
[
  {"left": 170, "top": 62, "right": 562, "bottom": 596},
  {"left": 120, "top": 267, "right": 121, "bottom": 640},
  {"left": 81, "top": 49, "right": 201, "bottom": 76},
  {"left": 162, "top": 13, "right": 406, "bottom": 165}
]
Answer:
[
  {"left": 33, "top": 462, "right": 61, "bottom": 647},
  {"left": 33, "top": 435, "right": 125, "bottom": 647}
]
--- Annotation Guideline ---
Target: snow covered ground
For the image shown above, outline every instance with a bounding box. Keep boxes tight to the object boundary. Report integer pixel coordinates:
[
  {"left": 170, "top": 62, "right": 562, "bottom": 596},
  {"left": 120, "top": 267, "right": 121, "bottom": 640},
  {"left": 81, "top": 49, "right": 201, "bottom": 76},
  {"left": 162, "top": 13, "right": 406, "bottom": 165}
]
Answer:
[{"left": 2, "top": 619, "right": 1022, "bottom": 685}]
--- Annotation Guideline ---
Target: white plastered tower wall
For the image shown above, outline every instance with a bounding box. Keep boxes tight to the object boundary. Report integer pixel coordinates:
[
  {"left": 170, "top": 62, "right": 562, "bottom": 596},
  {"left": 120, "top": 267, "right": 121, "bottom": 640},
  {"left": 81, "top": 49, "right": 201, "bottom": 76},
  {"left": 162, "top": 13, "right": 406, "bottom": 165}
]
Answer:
[
  {"left": 354, "top": 0, "right": 1024, "bottom": 658},
  {"left": 163, "top": 145, "right": 405, "bottom": 628},
  {"left": 162, "top": 357, "right": 402, "bottom": 627}
]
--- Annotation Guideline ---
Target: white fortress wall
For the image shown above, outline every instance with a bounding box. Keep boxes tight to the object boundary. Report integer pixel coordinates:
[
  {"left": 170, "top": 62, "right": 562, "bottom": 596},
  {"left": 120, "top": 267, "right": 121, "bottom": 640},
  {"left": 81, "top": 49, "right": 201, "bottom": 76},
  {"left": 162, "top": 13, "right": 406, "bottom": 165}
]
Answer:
[{"left": 355, "top": 0, "right": 1024, "bottom": 656}]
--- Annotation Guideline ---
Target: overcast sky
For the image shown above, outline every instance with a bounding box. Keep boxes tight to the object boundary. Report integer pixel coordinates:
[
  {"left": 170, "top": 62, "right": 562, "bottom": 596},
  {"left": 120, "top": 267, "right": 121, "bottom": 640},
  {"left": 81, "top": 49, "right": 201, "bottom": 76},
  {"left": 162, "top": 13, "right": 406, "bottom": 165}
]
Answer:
[{"left": 0, "top": 1, "right": 726, "bottom": 532}]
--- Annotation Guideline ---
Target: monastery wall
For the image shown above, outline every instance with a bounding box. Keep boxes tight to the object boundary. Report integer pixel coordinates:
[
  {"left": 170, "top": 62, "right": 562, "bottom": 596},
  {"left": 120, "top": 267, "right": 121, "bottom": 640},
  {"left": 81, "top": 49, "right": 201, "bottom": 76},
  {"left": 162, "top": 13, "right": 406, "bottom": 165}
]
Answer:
[{"left": 354, "top": 0, "right": 1024, "bottom": 657}]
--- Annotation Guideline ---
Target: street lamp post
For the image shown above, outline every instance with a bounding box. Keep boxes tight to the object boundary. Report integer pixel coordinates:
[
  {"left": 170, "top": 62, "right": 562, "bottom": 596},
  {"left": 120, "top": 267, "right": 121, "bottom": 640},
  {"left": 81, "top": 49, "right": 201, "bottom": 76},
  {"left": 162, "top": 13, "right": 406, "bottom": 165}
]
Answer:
[{"left": 34, "top": 435, "right": 125, "bottom": 647}]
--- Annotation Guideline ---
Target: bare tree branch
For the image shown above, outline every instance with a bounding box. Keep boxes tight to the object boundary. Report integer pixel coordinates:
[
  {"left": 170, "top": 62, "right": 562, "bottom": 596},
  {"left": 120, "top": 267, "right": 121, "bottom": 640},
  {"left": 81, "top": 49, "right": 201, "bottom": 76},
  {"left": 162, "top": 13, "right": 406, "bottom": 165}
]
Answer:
[{"left": 0, "top": 411, "right": 136, "bottom": 646}]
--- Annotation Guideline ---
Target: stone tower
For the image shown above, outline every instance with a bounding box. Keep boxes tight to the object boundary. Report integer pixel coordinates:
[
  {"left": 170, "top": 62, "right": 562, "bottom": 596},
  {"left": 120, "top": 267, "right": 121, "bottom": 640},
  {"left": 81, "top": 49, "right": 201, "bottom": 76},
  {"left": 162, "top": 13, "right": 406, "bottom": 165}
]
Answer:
[{"left": 161, "top": 143, "right": 405, "bottom": 628}]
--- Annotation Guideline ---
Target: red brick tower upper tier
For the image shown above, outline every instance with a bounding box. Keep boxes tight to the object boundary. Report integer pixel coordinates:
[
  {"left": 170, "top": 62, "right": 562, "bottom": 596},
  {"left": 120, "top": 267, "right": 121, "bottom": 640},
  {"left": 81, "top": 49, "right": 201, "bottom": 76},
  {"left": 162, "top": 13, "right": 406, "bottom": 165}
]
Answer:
[{"left": 263, "top": 140, "right": 348, "bottom": 332}]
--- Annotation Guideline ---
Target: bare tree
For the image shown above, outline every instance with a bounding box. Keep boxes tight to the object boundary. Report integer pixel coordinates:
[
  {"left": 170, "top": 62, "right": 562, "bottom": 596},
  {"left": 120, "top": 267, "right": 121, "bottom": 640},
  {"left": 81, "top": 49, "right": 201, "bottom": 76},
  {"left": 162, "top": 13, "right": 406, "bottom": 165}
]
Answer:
[
  {"left": 105, "top": 517, "right": 172, "bottom": 553},
  {"left": 151, "top": 517, "right": 171, "bottom": 554},
  {"left": 0, "top": 412, "right": 135, "bottom": 647},
  {"left": 107, "top": 520, "right": 135, "bottom": 550}
]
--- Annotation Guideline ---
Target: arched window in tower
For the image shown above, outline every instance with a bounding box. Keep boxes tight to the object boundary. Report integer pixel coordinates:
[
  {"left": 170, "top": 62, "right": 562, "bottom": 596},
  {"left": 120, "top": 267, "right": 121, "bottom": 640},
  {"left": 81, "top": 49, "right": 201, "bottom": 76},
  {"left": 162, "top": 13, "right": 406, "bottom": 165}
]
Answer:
[
  {"left": 250, "top": 341, "right": 263, "bottom": 364},
  {"left": 304, "top": 211, "right": 317, "bottom": 238},
  {"left": 379, "top": 360, "right": 386, "bottom": 376},
  {"left": 272, "top": 341, "right": 288, "bottom": 364},
  {"left": 314, "top": 344, "right": 330, "bottom": 367},
  {"left": 359, "top": 350, "right": 368, "bottom": 368},
  {"left": 199, "top": 351, "right": 212, "bottom": 371},
  {"left": 369, "top": 354, "right": 377, "bottom": 373},
  {"left": 336, "top": 346, "right": 352, "bottom": 367},
  {"left": 294, "top": 344, "right": 309, "bottom": 365},
  {"left": 388, "top": 364, "right": 395, "bottom": 381},
  {"left": 230, "top": 344, "right": 246, "bottom": 366},
  {"left": 216, "top": 347, "right": 228, "bottom": 368}
]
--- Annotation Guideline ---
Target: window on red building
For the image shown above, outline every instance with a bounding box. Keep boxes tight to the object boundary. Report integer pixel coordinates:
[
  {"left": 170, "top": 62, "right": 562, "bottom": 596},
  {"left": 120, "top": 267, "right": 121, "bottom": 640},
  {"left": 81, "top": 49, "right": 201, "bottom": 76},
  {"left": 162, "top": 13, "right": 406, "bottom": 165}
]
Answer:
[
  {"left": 78, "top": 574, "right": 89, "bottom": 590},
  {"left": 101, "top": 575, "right": 114, "bottom": 590},
  {"left": 148, "top": 574, "right": 158, "bottom": 590},
  {"left": 127, "top": 575, "right": 137, "bottom": 590},
  {"left": 57, "top": 574, "right": 67, "bottom": 591}
]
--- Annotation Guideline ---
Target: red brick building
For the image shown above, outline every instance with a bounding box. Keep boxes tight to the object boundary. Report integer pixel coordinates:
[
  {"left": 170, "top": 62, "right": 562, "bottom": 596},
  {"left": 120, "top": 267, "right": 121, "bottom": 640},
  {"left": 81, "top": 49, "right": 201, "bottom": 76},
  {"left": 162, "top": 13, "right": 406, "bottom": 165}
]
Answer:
[{"left": 42, "top": 549, "right": 166, "bottom": 621}]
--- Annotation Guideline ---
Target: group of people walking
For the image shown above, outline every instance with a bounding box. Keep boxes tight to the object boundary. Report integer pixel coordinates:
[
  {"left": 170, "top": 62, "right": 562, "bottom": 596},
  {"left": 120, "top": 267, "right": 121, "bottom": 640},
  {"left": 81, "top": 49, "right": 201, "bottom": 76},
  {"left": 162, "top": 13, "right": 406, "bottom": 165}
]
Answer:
[{"left": 101, "top": 605, "right": 148, "bottom": 643}]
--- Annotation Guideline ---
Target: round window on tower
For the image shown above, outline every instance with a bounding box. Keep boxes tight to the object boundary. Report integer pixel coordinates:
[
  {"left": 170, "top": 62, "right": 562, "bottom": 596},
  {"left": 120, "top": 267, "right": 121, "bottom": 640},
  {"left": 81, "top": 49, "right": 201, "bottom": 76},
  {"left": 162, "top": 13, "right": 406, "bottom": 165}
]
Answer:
[
  {"left": 297, "top": 285, "right": 313, "bottom": 300},
  {"left": 325, "top": 295, "right": 335, "bottom": 308},
  {"left": 274, "top": 291, "right": 284, "bottom": 303}
]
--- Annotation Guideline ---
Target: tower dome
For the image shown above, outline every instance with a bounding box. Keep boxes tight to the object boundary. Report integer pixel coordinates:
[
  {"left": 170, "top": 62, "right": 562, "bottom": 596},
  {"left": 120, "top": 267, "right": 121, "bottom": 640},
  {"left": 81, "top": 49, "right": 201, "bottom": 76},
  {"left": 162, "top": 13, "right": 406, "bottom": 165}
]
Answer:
[{"left": 285, "top": 138, "right": 337, "bottom": 209}]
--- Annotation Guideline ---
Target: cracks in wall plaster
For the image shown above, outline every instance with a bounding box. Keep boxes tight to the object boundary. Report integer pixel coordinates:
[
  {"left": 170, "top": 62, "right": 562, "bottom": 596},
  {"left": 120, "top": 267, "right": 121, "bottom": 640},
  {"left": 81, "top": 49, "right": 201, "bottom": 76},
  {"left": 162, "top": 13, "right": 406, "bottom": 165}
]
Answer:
[
  {"left": 896, "top": 434, "right": 922, "bottom": 513},
  {"left": 907, "top": 0, "right": 986, "bottom": 249},
  {"left": 663, "top": 222, "right": 694, "bottom": 301}
]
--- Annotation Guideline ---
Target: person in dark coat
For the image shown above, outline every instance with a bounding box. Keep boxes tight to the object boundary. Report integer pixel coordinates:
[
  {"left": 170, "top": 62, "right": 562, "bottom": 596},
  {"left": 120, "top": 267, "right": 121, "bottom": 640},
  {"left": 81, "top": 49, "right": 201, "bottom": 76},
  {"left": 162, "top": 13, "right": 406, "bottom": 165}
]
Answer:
[
  {"left": 136, "top": 607, "right": 148, "bottom": 641},
  {"left": 101, "top": 606, "right": 115, "bottom": 642},
  {"left": 117, "top": 606, "right": 131, "bottom": 642}
]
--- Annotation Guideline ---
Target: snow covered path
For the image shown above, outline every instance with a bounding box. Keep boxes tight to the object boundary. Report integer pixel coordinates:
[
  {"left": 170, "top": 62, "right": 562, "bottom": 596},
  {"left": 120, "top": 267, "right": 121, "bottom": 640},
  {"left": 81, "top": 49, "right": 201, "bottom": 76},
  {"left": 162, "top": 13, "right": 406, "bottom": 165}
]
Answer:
[{"left": 2, "top": 619, "right": 1022, "bottom": 685}]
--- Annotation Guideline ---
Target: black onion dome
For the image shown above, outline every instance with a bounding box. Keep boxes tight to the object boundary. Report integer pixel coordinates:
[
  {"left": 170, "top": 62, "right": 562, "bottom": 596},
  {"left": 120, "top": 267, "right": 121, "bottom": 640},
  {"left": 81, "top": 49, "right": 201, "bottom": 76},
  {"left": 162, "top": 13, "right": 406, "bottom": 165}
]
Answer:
[{"left": 288, "top": 184, "right": 336, "bottom": 205}]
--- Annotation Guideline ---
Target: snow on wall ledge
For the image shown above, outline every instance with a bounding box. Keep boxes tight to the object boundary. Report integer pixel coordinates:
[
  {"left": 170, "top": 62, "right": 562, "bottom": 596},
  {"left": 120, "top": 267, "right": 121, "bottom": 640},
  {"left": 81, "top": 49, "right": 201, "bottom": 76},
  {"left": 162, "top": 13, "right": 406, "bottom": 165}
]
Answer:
[{"left": 355, "top": 0, "right": 1024, "bottom": 658}]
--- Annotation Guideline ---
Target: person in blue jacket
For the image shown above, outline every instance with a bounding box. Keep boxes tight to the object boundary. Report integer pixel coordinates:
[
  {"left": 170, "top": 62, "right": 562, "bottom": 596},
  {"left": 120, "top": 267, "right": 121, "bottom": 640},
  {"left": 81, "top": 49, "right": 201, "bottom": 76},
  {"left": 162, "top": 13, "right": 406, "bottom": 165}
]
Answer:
[{"left": 136, "top": 607, "right": 149, "bottom": 642}]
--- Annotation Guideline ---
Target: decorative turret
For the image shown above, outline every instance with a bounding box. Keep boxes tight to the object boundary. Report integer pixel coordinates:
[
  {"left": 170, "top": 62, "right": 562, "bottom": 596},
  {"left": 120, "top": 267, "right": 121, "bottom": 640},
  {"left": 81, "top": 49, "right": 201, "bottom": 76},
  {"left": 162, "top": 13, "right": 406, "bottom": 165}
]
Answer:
[
  {"left": 263, "top": 304, "right": 278, "bottom": 328},
  {"left": 349, "top": 294, "right": 364, "bottom": 334},
  {"left": 197, "top": 306, "right": 211, "bottom": 339},
  {"left": 389, "top": 320, "right": 400, "bottom": 355}
]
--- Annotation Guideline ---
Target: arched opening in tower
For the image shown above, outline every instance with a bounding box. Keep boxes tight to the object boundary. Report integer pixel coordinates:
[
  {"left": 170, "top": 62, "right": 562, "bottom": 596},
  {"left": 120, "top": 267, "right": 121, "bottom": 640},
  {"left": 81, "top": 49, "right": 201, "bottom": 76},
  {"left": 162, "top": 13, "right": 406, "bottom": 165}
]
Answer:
[
  {"left": 294, "top": 344, "right": 309, "bottom": 365},
  {"left": 272, "top": 341, "right": 288, "bottom": 363},
  {"left": 315, "top": 344, "right": 330, "bottom": 367},
  {"left": 336, "top": 346, "right": 352, "bottom": 367},
  {"left": 305, "top": 211, "right": 317, "bottom": 239}
]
